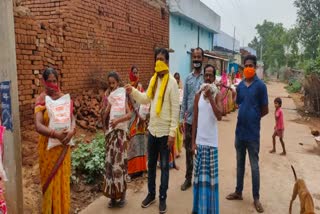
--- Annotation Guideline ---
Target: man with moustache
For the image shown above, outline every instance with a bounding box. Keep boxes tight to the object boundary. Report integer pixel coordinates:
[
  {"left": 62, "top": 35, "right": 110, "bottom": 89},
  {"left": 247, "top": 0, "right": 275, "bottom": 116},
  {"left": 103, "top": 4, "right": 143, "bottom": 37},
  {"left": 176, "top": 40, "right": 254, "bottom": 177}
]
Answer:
[{"left": 180, "top": 47, "right": 204, "bottom": 191}]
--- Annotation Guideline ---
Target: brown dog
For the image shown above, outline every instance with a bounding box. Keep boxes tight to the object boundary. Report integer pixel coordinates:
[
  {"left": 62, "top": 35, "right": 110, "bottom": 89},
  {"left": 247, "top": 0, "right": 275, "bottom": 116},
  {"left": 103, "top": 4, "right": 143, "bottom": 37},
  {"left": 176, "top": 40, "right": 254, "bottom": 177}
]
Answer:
[{"left": 289, "top": 165, "right": 315, "bottom": 214}]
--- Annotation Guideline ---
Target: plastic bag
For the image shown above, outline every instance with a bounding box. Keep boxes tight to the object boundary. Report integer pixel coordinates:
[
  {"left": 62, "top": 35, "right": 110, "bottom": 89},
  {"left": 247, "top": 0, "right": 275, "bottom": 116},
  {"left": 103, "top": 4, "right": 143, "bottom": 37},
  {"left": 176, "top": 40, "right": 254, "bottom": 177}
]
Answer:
[
  {"left": 46, "top": 94, "right": 73, "bottom": 150},
  {"left": 179, "top": 89, "right": 183, "bottom": 106},
  {"left": 138, "top": 103, "right": 150, "bottom": 120},
  {"left": 108, "top": 87, "right": 127, "bottom": 131},
  {"left": 200, "top": 83, "right": 218, "bottom": 102}
]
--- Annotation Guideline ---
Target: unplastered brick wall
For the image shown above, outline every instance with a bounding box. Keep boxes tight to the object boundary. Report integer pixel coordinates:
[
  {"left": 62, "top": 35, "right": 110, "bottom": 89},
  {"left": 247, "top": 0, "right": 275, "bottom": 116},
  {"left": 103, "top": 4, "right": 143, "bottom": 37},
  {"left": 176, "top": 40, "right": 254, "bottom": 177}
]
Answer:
[
  {"left": 16, "top": 0, "right": 169, "bottom": 128},
  {"left": 15, "top": 16, "right": 64, "bottom": 127}
]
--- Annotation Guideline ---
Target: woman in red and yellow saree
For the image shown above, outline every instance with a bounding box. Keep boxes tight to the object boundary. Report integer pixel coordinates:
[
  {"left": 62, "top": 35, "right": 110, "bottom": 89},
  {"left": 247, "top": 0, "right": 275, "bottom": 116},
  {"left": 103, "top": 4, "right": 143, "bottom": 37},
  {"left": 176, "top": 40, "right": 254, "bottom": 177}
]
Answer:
[
  {"left": 127, "top": 66, "right": 148, "bottom": 180},
  {"left": 34, "top": 68, "right": 76, "bottom": 214}
]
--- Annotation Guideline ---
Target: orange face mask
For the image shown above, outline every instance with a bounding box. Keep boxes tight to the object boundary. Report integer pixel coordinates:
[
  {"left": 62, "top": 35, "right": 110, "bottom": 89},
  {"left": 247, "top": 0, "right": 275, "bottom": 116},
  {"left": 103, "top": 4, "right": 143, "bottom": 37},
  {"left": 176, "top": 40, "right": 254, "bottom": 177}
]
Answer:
[{"left": 243, "top": 67, "right": 256, "bottom": 79}]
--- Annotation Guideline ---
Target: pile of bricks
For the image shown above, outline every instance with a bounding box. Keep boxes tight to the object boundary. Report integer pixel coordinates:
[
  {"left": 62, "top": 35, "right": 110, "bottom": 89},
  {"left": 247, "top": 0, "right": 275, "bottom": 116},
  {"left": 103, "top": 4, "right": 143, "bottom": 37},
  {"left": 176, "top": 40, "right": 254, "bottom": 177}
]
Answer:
[
  {"left": 15, "top": 0, "right": 169, "bottom": 129},
  {"left": 74, "top": 89, "right": 105, "bottom": 132}
]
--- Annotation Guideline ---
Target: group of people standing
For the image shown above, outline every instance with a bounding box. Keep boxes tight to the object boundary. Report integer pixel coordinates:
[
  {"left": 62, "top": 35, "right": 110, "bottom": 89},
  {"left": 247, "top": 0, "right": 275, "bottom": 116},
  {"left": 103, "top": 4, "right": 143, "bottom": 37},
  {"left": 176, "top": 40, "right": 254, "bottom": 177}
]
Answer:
[
  {"left": 34, "top": 46, "right": 269, "bottom": 214},
  {"left": 219, "top": 70, "right": 237, "bottom": 115}
]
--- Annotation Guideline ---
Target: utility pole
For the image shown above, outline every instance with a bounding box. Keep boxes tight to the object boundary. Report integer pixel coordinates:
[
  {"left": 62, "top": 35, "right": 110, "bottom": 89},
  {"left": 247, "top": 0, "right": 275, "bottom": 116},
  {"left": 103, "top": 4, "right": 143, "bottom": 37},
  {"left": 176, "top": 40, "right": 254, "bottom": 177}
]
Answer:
[
  {"left": 232, "top": 26, "right": 236, "bottom": 61},
  {"left": 0, "top": 0, "right": 24, "bottom": 213}
]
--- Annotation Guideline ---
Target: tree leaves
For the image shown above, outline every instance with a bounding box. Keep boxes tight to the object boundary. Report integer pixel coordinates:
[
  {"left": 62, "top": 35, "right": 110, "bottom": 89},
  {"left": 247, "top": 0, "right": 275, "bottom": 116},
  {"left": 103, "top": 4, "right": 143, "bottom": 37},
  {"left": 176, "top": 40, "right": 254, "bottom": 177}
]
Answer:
[
  {"left": 249, "top": 20, "right": 288, "bottom": 70},
  {"left": 294, "top": 0, "right": 320, "bottom": 59}
]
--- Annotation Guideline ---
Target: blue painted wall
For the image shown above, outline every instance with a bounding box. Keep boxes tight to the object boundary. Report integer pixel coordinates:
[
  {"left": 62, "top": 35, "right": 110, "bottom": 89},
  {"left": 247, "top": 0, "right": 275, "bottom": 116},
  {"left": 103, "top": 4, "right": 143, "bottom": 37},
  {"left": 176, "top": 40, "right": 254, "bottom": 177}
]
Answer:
[{"left": 169, "top": 14, "right": 214, "bottom": 83}]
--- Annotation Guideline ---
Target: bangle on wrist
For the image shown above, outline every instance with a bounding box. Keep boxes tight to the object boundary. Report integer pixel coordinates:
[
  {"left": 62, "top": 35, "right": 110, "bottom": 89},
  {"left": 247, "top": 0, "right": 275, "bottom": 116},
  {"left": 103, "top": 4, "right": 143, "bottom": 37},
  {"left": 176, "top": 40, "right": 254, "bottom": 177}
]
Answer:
[{"left": 49, "top": 129, "right": 55, "bottom": 138}]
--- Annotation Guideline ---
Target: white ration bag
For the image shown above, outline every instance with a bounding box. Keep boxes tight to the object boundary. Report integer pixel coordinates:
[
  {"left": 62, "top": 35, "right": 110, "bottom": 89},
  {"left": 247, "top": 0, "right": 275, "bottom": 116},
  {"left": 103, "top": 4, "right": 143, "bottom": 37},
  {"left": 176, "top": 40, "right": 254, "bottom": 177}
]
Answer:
[
  {"left": 138, "top": 103, "right": 150, "bottom": 120},
  {"left": 108, "top": 87, "right": 127, "bottom": 131},
  {"left": 200, "top": 83, "right": 219, "bottom": 101},
  {"left": 46, "top": 94, "right": 73, "bottom": 150}
]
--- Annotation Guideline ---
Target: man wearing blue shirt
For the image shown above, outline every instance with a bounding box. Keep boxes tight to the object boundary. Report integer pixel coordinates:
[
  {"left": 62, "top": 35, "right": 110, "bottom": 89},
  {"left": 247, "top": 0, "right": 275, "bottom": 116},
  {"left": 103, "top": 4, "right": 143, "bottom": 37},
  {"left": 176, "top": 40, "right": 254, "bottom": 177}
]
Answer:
[
  {"left": 226, "top": 55, "right": 268, "bottom": 213},
  {"left": 180, "top": 48, "right": 204, "bottom": 191}
]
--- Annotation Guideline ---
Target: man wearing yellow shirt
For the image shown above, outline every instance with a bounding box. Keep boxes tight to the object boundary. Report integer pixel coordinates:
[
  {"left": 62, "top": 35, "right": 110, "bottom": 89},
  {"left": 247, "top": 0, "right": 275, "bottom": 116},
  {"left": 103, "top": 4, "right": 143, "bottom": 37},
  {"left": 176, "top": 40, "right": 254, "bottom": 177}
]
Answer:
[{"left": 125, "top": 48, "right": 179, "bottom": 214}]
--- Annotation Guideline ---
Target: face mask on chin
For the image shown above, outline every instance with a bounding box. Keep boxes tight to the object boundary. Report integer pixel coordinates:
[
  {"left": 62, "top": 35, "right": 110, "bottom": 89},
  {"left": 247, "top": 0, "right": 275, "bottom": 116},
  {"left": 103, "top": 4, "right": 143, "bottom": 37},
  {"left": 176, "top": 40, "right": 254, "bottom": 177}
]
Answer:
[{"left": 193, "top": 60, "right": 202, "bottom": 69}]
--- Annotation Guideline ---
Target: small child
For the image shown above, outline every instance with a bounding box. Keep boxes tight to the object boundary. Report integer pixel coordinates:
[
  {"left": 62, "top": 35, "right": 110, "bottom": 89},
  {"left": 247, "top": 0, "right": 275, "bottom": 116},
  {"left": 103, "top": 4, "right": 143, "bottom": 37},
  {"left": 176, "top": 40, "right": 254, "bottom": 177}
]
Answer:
[{"left": 270, "top": 97, "right": 286, "bottom": 155}]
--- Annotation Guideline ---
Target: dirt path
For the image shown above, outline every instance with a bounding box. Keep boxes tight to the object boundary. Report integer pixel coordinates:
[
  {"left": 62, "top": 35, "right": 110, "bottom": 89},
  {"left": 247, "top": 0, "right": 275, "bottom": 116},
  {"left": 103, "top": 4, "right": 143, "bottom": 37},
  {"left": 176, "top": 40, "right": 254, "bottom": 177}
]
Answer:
[{"left": 80, "top": 81, "right": 320, "bottom": 214}]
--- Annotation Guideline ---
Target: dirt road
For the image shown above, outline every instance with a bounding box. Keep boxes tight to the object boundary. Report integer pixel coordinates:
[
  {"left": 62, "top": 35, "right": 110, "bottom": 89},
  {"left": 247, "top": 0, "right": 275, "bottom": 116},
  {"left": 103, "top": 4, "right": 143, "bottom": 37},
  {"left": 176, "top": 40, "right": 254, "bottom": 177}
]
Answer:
[{"left": 80, "top": 82, "right": 320, "bottom": 214}]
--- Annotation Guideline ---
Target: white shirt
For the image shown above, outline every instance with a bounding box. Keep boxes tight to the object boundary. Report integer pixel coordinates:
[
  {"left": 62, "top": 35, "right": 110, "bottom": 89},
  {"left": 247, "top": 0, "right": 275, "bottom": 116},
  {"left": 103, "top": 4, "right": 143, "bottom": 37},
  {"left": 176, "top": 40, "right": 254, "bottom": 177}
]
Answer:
[{"left": 196, "top": 94, "right": 218, "bottom": 147}]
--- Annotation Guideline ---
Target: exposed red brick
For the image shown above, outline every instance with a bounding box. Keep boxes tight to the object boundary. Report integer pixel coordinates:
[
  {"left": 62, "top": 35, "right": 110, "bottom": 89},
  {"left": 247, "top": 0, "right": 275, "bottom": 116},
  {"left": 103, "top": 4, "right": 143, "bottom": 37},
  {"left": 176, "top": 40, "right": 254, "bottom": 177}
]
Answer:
[{"left": 16, "top": 0, "right": 169, "bottom": 128}]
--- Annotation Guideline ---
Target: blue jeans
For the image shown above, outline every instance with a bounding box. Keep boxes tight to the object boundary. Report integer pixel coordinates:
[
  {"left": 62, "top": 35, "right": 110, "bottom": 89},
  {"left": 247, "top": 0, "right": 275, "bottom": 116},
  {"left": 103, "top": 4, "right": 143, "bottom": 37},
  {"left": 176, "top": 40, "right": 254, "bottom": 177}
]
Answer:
[
  {"left": 235, "top": 137, "right": 260, "bottom": 200},
  {"left": 147, "top": 134, "right": 170, "bottom": 201}
]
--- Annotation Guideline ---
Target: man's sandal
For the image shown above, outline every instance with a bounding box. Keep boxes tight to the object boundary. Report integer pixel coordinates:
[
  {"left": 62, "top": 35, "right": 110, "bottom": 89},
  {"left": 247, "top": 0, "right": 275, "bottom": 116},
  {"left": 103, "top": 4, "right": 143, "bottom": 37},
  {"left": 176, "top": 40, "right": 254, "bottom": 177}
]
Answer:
[
  {"left": 254, "top": 200, "right": 264, "bottom": 213},
  {"left": 226, "top": 192, "right": 243, "bottom": 200}
]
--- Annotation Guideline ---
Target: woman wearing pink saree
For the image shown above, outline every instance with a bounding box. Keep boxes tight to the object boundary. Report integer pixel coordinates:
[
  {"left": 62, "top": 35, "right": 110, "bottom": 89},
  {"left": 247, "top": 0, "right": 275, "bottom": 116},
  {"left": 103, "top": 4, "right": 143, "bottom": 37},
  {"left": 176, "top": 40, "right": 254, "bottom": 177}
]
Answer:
[{"left": 220, "top": 71, "right": 229, "bottom": 116}]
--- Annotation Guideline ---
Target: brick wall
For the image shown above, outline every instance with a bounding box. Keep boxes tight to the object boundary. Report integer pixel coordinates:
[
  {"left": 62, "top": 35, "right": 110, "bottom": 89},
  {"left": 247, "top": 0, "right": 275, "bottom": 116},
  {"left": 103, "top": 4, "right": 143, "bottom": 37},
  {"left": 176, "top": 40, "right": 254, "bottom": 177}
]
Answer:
[
  {"left": 15, "top": 17, "right": 65, "bottom": 127},
  {"left": 16, "top": 0, "right": 169, "bottom": 128}
]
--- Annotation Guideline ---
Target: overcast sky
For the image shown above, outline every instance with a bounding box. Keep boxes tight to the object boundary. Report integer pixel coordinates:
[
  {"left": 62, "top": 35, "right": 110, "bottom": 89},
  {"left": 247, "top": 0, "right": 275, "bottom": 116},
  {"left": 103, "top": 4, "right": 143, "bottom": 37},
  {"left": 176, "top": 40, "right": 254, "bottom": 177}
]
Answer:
[{"left": 201, "top": 0, "right": 298, "bottom": 46}]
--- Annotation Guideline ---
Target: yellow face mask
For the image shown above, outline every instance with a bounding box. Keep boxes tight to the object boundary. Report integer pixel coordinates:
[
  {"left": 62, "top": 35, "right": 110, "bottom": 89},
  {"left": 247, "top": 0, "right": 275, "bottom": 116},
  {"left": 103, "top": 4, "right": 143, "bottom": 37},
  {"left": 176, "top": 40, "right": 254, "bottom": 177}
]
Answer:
[
  {"left": 155, "top": 60, "right": 169, "bottom": 73},
  {"left": 147, "top": 60, "right": 170, "bottom": 116}
]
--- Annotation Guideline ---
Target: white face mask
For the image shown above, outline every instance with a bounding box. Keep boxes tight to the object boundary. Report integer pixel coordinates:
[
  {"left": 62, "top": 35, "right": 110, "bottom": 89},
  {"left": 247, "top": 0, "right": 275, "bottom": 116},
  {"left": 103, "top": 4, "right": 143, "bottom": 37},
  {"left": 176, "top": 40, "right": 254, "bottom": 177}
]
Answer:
[{"left": 193, "top": 61, "right": 202, "bottom": 69}]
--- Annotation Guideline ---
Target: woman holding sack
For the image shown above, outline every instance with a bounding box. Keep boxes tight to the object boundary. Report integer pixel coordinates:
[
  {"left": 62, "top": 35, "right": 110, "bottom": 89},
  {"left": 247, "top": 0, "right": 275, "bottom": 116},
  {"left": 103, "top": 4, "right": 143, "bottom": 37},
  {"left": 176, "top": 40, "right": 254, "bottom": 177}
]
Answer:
[
  {"left": 34, "top": 67, "right": 76, "bottom": 214},
  {"left": 102, "top": 71, "right": 132, "bottom": 208},
  {"left": 127, "top": 66, "right": 148, "bottom": 181}
]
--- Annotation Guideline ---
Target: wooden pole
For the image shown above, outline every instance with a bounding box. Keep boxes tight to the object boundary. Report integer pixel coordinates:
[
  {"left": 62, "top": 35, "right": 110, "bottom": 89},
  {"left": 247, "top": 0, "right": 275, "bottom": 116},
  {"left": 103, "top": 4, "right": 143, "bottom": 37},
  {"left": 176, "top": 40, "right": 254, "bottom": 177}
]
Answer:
[{"left": 0, "top": 0, "right": 24, "bottom": 213}]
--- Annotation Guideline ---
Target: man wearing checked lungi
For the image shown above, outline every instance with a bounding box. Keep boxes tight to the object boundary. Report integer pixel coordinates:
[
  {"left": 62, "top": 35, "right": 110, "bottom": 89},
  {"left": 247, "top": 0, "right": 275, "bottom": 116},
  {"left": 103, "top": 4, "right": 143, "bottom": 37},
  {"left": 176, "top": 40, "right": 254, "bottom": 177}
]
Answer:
[{"left": 191, "top": 64, "right": 223, "bottom": 214}]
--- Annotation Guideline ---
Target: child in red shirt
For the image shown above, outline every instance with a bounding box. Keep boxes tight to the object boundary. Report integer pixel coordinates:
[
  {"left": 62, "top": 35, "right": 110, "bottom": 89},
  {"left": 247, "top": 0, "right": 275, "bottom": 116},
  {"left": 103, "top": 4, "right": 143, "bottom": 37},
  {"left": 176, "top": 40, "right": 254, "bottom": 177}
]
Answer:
[{"left": 270, "top": 97, "right": 286, "bottom": 155}]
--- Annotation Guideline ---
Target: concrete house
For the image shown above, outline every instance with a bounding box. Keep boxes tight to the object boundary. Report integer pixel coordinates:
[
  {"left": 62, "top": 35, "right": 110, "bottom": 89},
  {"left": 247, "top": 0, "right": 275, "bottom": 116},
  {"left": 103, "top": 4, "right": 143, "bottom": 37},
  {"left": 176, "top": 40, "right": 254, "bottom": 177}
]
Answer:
[
  {"left": 167, "top": 0, "right": 221, "bottom": 82},
  {"left": 213, "top": 30, "right": 241, "bottom": 74}
]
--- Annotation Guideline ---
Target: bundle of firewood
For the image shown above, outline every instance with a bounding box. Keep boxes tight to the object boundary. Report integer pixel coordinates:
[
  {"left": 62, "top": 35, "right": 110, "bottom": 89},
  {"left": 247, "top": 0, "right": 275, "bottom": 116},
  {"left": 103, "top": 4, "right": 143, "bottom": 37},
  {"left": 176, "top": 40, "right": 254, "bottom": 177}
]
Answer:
[{"left": 74, "top": 89, "right": 105, "bottom": 132}]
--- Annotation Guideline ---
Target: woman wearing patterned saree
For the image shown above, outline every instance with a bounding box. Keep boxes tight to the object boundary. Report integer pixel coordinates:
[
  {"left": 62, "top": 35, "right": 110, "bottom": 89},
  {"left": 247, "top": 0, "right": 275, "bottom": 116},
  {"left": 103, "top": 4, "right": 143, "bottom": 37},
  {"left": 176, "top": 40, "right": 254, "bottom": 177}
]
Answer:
[
  {"left": 34, "top": 68, "right": 76, "bottom": 214},
  {"left": 102, "top": 71, "right": 132, "bottom": 208},
  {"left": 127, "top": 66, "right": 148, "bottom": 180}
]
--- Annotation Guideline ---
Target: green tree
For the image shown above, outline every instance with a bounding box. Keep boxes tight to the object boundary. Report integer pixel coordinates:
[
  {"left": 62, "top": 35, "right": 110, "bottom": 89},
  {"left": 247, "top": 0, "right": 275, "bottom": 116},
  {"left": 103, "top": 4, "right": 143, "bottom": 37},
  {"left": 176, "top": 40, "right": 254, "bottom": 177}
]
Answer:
[
  {"left": 248, "top": 36, "right": 260, "bottom": 59},
  {"left": 249, "top": 20, "right": 287, "bottom": 70},
  {"left": 294, "top": 0, "right": 320, "bottom": 60},
  {"left": 283, "top": 28, "right": 300, "bottom": 67}
]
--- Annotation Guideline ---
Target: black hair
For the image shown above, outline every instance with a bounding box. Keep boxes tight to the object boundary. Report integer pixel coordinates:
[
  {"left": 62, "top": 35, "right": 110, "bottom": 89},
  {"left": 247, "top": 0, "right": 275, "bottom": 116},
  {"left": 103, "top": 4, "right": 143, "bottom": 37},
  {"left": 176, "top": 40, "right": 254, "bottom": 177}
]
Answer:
[
  {"left": 204, "top": 64, "right": 216, "bottom": 77},
  {"left": 274, "top": 97, "right": 282, "bottom": 107},
  {"left": 154, "top": 48, "right": 169, "bottom": 62},
  {"left": 131, "top": 65, "right": 138, "bottom": 72},
  {"left": 43, "top": 67, "right": 58, "bottom": 81},
  {"left": 244, "top": 54, "right": 257, "bottom": 66},
  {"left": 174, "top": 72, "right": 180, "bottom": 78},
  {"left": 192, "top": 47, "right": 204, "bottom": 58},
  {"left": 107, "top": 71, "right": 121, "bottom": 83}
]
